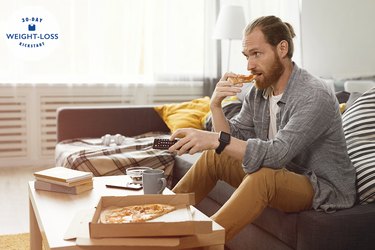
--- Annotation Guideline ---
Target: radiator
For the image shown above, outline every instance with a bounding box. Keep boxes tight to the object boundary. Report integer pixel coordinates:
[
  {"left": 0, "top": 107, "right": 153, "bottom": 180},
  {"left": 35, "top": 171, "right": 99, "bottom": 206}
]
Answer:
[{"left": 0, "top": 83, "right": 203, "bottom": 168}]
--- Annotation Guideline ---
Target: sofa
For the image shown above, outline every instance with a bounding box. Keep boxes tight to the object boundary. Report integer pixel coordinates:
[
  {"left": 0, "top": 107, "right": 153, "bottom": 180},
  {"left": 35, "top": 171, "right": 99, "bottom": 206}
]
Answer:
[{"left": 56, "top": 97, "right": 375, "bottom": 249}]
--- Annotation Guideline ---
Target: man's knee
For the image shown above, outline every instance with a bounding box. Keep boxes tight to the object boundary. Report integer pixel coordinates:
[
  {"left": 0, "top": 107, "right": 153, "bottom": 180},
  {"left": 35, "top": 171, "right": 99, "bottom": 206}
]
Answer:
[
  {"left": 242, "top": 167, "right": 277, "bottom": 198},
  {"left": 244, "top": 167, "right": 276, "bottom": 182}
]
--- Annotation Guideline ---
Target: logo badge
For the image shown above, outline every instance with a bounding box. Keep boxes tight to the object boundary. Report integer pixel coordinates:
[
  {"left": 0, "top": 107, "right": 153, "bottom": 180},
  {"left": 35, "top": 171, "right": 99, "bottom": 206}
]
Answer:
[{"left": 4, "top": 7, "right": 60, "bottom": 61}]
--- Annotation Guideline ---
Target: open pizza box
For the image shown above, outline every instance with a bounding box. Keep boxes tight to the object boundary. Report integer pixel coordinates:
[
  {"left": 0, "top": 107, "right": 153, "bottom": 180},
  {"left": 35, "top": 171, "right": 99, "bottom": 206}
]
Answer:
[{"left": 89, "top": 193, "right": 212, "bottom": 238}]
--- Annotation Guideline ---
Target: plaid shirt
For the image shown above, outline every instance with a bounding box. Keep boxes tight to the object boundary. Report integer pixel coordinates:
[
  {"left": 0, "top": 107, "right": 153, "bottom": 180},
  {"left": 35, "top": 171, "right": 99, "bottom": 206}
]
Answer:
[{"left": 229, "top": 64, "right": 356, "bottom": 212}]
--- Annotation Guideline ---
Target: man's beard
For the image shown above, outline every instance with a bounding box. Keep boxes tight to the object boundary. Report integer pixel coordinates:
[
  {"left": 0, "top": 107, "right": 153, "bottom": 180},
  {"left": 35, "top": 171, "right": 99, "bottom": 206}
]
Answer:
[{"left": 254, "top": 54, "right": 284, "bottom": 90}]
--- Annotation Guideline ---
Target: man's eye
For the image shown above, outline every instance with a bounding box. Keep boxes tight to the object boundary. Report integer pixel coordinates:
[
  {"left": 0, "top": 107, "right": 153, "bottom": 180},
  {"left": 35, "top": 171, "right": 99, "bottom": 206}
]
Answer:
[{"left": 248, "top": 52, "right": 261, "bottom": 59}]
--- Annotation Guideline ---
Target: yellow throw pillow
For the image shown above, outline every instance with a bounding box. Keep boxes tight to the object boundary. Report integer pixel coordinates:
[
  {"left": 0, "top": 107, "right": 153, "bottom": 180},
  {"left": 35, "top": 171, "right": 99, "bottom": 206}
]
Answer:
[
  {"left": 339, "top": 103, "right": 347, "bottom": 114},
  {"left": 154, "top": 97, "right": 210, "bottom": 132}
]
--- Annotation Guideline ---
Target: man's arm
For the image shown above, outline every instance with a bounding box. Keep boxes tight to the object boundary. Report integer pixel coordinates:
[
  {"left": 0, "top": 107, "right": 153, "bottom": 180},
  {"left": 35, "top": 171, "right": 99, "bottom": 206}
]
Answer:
[
  {"left": 168, "top": 127, "right": 247, "bottom": 160},
  {"left": 210, "top": 106, "right": 230, "bottom": 132},
  {"left": 219, "top": 136, "right": 247, "bottom": 160},
  {"left": 210, "top": 73, "right": 242, "bottom": 133},
  {"left": 168, "top": 73, "right": 246, "bottom": 156}
]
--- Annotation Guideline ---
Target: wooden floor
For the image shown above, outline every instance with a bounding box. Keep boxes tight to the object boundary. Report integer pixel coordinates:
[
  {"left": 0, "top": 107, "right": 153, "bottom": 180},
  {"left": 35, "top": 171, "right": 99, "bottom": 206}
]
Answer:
[{"left": 0, "top": 166, "right": 48, "bottom": 235}]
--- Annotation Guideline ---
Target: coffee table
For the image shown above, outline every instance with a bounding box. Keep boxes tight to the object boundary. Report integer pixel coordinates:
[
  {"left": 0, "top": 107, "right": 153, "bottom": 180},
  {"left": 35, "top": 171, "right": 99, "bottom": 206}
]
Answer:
[{"left": 29, "top": 175, "right": 225, "bottom": 249}]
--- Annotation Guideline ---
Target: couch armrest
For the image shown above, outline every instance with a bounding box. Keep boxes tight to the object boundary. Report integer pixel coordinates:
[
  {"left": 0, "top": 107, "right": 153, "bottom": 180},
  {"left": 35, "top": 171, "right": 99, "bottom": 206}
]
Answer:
[{"left": 56, "top": 106, "right": 169, "bottom": 142}]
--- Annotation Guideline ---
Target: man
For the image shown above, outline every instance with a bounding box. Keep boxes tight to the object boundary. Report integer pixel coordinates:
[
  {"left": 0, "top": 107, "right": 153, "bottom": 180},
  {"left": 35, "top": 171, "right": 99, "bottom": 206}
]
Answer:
[{"left": 169, "top": 16, "right": 356, "bottom": 241}]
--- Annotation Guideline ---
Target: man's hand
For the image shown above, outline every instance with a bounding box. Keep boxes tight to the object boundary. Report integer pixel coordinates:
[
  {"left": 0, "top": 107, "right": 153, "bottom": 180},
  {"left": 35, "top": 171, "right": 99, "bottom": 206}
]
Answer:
[
  {"left": 168, "top": 128, "right": 220, "bottom": 155},
  {"left": 210, "top": 72, "right": 243, "bottom": 109}
]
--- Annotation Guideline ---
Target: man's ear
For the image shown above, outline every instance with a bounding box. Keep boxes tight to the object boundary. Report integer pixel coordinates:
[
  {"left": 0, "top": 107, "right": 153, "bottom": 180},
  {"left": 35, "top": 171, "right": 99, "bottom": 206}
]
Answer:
[{"left": 278, "top": 40, "right": 289, "bottom": 58}]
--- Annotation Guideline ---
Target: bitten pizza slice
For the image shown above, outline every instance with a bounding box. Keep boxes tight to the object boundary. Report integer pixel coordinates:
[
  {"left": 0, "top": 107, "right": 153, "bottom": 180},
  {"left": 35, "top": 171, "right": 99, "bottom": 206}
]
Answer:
[{"left": 227, "top": 74, "right": 256, "bottom": 84}]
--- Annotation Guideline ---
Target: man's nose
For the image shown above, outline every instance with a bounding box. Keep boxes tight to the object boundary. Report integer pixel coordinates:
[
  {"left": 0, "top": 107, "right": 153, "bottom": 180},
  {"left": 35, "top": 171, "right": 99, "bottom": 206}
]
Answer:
[{"left": 247, "top": 59, "right": 256, "bottom": 71}]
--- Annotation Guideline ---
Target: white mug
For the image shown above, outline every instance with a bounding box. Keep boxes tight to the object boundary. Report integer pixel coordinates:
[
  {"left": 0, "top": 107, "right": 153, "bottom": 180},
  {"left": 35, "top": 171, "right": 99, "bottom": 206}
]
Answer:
[{"left": 142, "top": 169, "right": 167, "bottom": 194}]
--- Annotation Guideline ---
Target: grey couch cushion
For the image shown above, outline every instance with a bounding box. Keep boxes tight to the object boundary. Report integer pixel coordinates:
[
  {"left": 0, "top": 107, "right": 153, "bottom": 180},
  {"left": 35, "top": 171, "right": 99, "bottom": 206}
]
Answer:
[
  {"left": 252, "top": 208, "right": 298, "bottom": 249},
  {"left": 228, "top": 224, "right": 294, "bottom": 250},
  {"left": 297, "top": 203, "right": 375, "bottom": 250},
  {"left": 245, "top": 203, "right": 375, "bottom": 250},
  {"left": 207, "top": 181, "right": 236, "bottom": 205}
]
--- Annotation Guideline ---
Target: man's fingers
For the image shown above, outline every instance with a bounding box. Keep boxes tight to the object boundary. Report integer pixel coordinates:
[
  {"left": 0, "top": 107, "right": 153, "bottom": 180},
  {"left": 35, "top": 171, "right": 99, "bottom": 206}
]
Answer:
[
  {"left": 176, "top": 141, "right": 195, "bottom": 155},
  {"left": 221, "top": 72, "right": 237, "bottom": 81},
  {"left": 170, "top": 128, "right": 186, "bottom": 140}
]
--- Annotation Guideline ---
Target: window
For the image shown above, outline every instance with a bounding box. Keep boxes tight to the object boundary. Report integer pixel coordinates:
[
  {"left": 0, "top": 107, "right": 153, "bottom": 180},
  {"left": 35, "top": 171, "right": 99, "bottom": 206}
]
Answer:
[{"left": 0, "top": 0, "right": 211, "bottom": 84}]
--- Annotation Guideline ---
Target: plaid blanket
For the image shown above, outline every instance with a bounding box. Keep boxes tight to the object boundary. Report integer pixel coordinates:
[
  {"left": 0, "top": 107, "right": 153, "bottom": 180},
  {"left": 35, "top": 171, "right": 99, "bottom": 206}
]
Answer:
[{"left": 55, "top": 133, "right": 175, "bottom": 187}]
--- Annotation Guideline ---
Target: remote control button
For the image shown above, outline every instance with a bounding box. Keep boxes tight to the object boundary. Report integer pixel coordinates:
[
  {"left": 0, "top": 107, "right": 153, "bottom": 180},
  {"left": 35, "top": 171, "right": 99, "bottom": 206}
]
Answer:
[{"left": 152, "top": 139, "right": 178, "bottom": 149}]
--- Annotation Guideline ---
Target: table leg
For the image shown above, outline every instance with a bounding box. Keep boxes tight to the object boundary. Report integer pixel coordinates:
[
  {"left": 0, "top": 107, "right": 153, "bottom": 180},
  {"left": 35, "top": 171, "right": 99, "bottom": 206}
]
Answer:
[{"left": 29, "top": 199, "right": 42, "bottom": 250}]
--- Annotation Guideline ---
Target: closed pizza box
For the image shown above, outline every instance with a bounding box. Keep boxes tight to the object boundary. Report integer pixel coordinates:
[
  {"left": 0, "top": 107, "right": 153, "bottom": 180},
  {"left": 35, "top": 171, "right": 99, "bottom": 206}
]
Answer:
[{"left": 89, "top": 193, "right": 212, "bottom": 238}]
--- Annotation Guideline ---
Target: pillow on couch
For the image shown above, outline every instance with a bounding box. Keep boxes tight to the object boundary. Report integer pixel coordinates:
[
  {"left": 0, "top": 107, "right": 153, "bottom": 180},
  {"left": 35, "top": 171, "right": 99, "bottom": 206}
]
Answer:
[
  {"left": 154, "top": 97, "right": 210, "bottom": 133},
  {"left": 342, "top": 87, "right": 375, "bottom": 204}
]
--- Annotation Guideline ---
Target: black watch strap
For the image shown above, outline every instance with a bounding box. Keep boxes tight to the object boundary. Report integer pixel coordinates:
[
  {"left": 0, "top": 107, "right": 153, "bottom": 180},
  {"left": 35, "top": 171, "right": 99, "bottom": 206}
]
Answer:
[{"left": 215, "top": 131, "right": 231, "bottom": 154}]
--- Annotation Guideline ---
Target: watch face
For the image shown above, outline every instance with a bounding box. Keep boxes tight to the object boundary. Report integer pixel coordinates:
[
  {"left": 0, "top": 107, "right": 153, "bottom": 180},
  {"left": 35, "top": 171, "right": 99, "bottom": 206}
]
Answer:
[{"left": 220, "top": 132, "right": 231, "bottom": 143}]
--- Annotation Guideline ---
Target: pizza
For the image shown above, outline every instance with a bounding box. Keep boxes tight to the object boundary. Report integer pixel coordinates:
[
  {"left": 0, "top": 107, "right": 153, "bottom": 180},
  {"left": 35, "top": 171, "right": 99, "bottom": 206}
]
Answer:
[
  {"left": 100, "top": 203, "right": 175, "bottom": 223},
  {"left": 228, "top": 74, "right": 256, "bottom": 84}
]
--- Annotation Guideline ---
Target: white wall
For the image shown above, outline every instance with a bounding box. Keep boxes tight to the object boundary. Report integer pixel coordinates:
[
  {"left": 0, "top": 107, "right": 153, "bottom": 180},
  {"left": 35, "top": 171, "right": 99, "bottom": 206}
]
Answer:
[{"left": 301, "top": 0, "right": 375, "bottom": 79}]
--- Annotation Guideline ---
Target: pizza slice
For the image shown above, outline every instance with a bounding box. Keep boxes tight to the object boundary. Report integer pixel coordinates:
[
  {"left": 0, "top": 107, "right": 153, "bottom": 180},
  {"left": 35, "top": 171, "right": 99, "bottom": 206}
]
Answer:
[
  {"left": 228, "top": 74, "right": 256, "bottom": 84},
  {"left": 100, "top": 203, "right": 175, "bottom": 223}
]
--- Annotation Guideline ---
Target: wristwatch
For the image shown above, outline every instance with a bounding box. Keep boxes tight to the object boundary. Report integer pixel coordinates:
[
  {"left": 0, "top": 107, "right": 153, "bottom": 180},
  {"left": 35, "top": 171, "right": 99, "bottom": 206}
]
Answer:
[{"left": 215, "top": 131, "right": 231, "bottom": 154}]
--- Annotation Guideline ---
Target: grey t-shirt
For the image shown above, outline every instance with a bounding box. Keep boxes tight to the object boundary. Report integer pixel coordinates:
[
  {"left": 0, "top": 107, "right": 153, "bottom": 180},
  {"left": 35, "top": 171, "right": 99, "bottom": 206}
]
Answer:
[{"left": 228, "top": 64, "right": 356, "bottom": 211}]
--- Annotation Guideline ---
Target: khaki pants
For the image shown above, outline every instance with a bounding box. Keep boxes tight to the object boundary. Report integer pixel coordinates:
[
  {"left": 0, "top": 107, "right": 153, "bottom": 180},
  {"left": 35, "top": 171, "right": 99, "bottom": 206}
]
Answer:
[{"left": 172, "top": 150, "right": 314, "bottom": 241}]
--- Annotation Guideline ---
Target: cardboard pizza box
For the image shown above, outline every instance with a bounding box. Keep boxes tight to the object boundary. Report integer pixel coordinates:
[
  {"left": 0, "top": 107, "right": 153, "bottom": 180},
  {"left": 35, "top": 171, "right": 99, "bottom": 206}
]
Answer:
[{"left": 89, "top": 193, "right": 212, "bottom": 238}]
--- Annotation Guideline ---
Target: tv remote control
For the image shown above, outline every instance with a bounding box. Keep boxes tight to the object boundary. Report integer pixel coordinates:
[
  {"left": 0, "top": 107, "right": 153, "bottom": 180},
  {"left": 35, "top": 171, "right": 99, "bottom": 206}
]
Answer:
[{"left": 153, "top": 138, "right": 178, "bottom": 149}]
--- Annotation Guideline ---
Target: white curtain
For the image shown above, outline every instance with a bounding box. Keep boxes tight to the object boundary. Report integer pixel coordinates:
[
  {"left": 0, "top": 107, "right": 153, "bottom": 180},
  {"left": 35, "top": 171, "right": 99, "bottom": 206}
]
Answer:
[
  {"left": 0, "top": 0, "right": 301, "bottom": 85},
  {"left": 0, "top": 0, "right": 218, "bottom": 84},
  {"left": 85, "top": 0, "right": 216, "bottom": 84}
]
